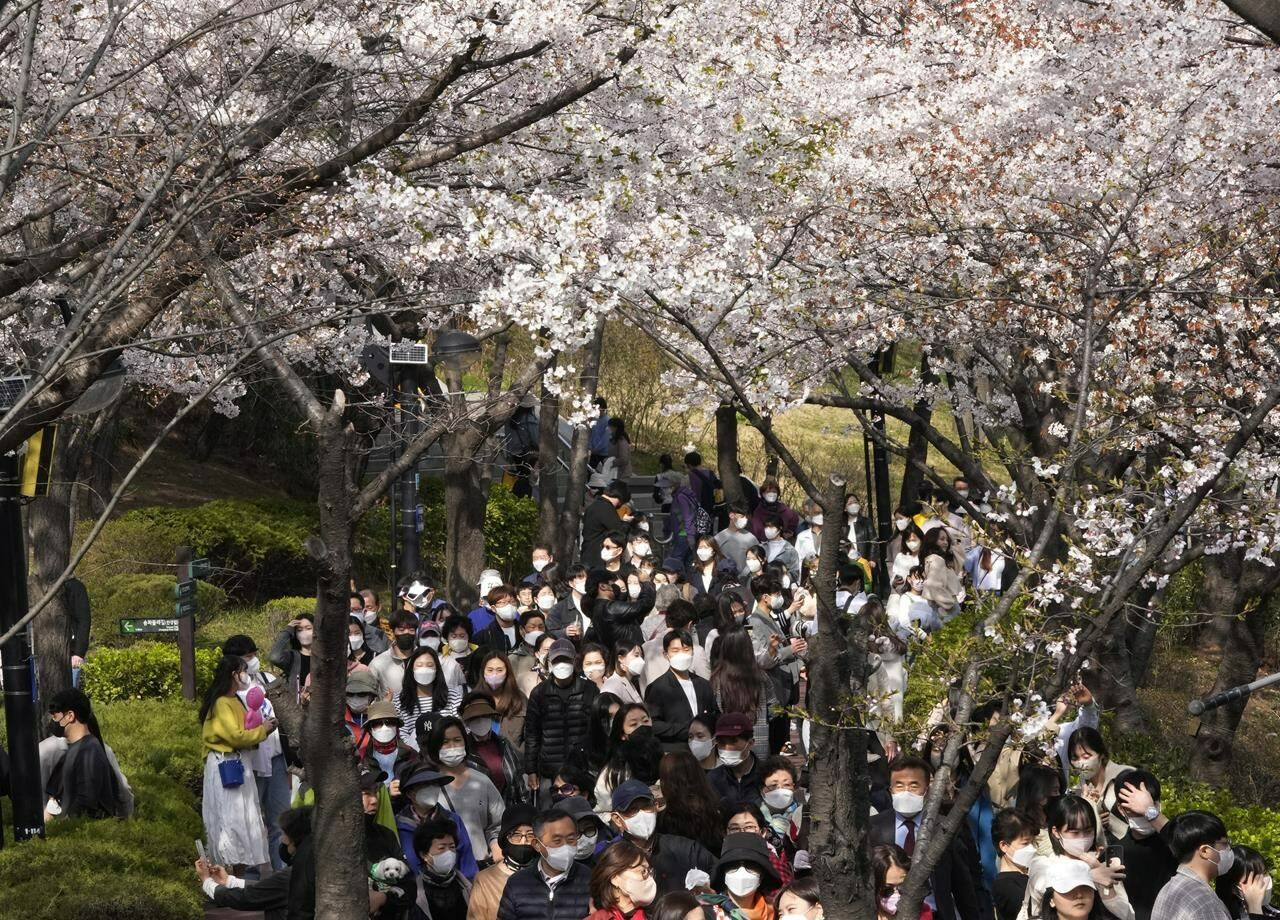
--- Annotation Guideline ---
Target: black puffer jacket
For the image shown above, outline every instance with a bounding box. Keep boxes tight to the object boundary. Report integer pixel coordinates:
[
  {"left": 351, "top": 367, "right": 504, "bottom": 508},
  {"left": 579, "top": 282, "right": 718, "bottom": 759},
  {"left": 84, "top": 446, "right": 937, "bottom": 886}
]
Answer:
[
  {"left": 522, "top": 676, "right": 600, "bottom": 778},
  {"left": 591, "top": 584, "right": 655, "bottom": 650},
  {"left": 497, "top": 861, "right": 591, "bottom": 920}
]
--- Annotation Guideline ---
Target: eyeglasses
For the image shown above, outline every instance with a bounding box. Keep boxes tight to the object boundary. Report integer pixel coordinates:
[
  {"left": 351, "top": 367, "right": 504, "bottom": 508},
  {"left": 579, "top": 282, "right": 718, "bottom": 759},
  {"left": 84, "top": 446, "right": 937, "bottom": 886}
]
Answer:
[
  {"left": 507, "top": 830, "right": 536, "bottom": 844},
  {"left": 552, "top": 783, "right": 579, "bottom": 796},
  {"left": 728, "top": 823, "right": 762, "bottom": 834}
]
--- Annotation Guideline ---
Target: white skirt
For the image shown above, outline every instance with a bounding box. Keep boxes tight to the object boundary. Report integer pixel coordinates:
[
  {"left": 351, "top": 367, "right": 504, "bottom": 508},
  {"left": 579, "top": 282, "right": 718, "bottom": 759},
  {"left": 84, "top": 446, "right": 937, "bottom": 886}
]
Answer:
[{"left": 202, "top": 751, "right": 270, "bottom": 867}]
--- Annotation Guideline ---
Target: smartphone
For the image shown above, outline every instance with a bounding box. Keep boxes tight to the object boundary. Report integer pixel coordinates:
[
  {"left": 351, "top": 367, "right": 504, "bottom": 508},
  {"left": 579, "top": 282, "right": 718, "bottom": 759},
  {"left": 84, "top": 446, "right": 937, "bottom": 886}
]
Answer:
[
  {"left": 1104, "top": 844, "right": 1124, "bottom": 866},
  {"left": 195, "top": 839, "right": 207, "bottom": 862}
]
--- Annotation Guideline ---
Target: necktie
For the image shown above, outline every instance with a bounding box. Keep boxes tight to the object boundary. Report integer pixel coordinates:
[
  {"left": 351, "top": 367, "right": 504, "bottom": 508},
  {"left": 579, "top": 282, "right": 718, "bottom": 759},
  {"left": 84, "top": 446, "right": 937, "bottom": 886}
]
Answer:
[{"left": 903, "top": 818, "right": 916, "bottom": 856}]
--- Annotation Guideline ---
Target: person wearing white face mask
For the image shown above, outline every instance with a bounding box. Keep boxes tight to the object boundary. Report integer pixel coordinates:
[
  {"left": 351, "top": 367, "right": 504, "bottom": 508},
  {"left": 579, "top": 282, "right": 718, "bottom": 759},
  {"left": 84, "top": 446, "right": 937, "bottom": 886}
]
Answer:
[
  {"left": 993, "top": 809, "right": 1041, "bottom": 920},
  {"left": 582, "top": 481, "right": 631, "bottom": 569},
  {"left": 440, "top": 613, "right": 477, "bottom": 673},
  {"left": 716, "top": 502, "right": 761, "bottom": 573},
  {"left": 707, "top": 713, "right": 766, "bottom": 810},
  {"left": 496, "top": 809, "right": 593, "bottom": 920},
  {"left": 1020, "top": 795, "right": 1132, "bottom": 920},
  {"left": 643, "top": 630, "right": 718, "bottom": 753},
  {"left": 522, "top": 640, "right": 601, "bottom": 804},
  {"left": 1109, "top": 771, "right": 1177, "bottom": 919},
  {"left": 411, "top": 817, "right": 472, "bottom": 917},
  {"left": 475, "top": 585, "right": 526, "bottom": 656},
  {"left": 1213, "top": 844, "right": 1277, "bottom": 920},
  {"left": 426, "top": 716, "right": 506, "bottom": 867},
  {"left": 757, "top": 514, "right": 801, "bottom": 581},
  {"left": 396, "top": 765, "right": 479, "bottom": 878},
  {"left": 705, "top": 833, "right": 784, "bottom": 919},
  {"left": 871, "top": 756, "right": 986, "bottom": 920},
  {"left": 603, "top": 640, "right": 647, "bottom": 705},
  {"left": 747, "top": 576, "right": 808, "bottom": 718},
  {"left": 686, "top": 536, "right": 731, "bottom": 600},
  {"left": 890, "top": 528, "right": 925, "bottom": 587},
  {"left": 268, "top": 612, "right": 316, "bottom": 698},
  {"left": 584, "top": 840, "right": 659, "bottom": 920},
  {"left": 886, "top": 505, "right": 921, "bottom": 580},
  {"left": 1149, "top": 811, "right": 1236, "bottom": 920},
  {"left": 760, "top": 758, "right": 807, "bottom": 861},
  {"left": 523, "top": 544, "right": 558, "bottom": 589},
  {"left": 609, "top": 780, "right": 715, "bottom": 896},
  {"left": 458, "top": 693, "right": 525, "bottom": 805},
  {"left": 360, "top": 700, "right": 414, "bottom": 800},
  {"left": 395, "top": 648, "right": 463, "bottom": 750},
  {"left": 547, "top": 564, "right": 596, "bottom": 642},
  {"left": 750, "top": 478, "right": 800, "bottom": 541},
  {"left": 844, "top": 494, "right": 875, "bottom": 566},
  {"left": 1065, "top": 728, "right": 1132, "bottom": 838}
]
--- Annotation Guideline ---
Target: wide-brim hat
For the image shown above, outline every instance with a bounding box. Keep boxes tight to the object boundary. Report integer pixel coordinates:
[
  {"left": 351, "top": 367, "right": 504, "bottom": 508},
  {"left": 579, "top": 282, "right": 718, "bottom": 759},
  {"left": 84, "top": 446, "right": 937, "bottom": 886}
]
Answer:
[{"left": 712, "top": 832, "right": 782, "bottom": 890}]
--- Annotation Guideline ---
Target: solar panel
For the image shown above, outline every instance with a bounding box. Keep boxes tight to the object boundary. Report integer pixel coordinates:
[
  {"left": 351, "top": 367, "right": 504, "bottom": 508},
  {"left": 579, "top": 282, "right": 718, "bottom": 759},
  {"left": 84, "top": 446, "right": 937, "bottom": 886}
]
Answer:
[
  {"left": 388, "top": 343, "right": 430, "bottom": 365},
  {"left": 0, "top": 376, "right": 28, "bottom": 410}
]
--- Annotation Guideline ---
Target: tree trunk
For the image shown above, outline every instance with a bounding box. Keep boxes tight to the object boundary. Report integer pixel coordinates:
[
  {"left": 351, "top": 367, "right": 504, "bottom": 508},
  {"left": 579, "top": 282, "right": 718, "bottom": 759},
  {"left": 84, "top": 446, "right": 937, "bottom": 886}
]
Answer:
[
  {"left": 808, "top": 476, "right": 876, "bottom": 920},
  {"left": 536, "top": 364, "right": 562, "bottom": 546},
  {"left": 1093, "top": 586, "right": 1153, "bottom": 732},
  {"left": 716, "top": 402, "right": 744, "bottom": 510},
  {"left": 1129, "top": 597, "right": 1161, "bottom": 688},
  {"left": 443, "top": 430, "right": 488, "bottom": 606},
  {"left": 302, "top": 419, "right": 369, "bottom": 920},
  {"left": 76, "top": 394, "right": 122, "bottom": 520},
  {"left": 898, "top": 356, "right": 934, "bottom": 508},
  {"left": 555, "top": 325, "right": 604, "bottom": 564}
]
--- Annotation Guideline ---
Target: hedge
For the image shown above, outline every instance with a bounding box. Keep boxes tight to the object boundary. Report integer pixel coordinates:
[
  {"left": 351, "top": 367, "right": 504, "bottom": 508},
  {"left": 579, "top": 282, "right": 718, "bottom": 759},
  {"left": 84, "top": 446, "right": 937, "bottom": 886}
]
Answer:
[
  {"left": 82, "top": 641, "right": 221, "bottom": 703},
  {"left": 415, "top": 479, "right": 539, "bottom": 583},
  {"left": 197, "top": 595, "right": 315, "bottom": 651},
  {"left": 88, "top": 573, "right": 227, "bottom": 649},
  {"left": 0, "top": 699, "right": 205, "bottom": 920}
]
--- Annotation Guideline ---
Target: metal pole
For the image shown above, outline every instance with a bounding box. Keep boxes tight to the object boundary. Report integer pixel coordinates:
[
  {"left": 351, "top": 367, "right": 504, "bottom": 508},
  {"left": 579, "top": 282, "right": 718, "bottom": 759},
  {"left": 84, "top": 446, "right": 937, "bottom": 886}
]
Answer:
[
  {"left": 0, "top": 452, "right": 45, "bottom": 841},
  {"left": 871, "top": 411, "right": 893, "bottom": 597},
  {"left": 176, "top": 546, "right": 197, "bottom": 701},
  {"left": 1188, "top": 670, "right": 1280, "bottom": 716},
  {"left": 398, "top": 366, "right": 420, "bottom": 577}
]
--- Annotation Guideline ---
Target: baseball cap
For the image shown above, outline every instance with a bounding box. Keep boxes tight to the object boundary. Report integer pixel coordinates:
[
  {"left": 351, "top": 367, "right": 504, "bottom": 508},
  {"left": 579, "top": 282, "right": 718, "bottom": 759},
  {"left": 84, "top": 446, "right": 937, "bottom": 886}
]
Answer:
[
  {"left": 400, "top": 766, "right": 451, "bottom": 792},
  {"left": 714, "top": 712, "right": 754, "bottom": 739},
  {"left": 547, "top": 639, "right": 577, "bottom": 663},
  {"left": 611, "top": 779, "right": 656, "bottom": 813},
  {"left": 357, "top": 766, "right": 387, "bottom": 791},
  {"left": 1042, "top": 857, "right": 1097, "bottom": 894},
  {"left": 346, "top": 670, "right": 378, "bottom": 696},
  {"left": 560, "top": 795, "right": 608, "bottom": 830},
  {"left": 478, "top": 569, "right": 503, "bottom": 594}
]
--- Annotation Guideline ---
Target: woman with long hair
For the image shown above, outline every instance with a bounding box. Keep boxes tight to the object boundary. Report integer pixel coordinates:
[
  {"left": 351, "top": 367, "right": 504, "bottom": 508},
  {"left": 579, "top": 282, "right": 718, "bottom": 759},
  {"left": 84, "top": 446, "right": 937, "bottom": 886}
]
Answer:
[
  {"left": 397, "top": 647, "right": 462, "bottom": 750},
  {"left": 575, "top": 691, "right": 623, "bottom": 776},
  {"left": 710, "top": 630, "right": 780, "bottom": 757},
  {"left": 475, "top": 650, "right": 527, "bottom": 752},
  {"left": 586, "top": 839, "right": 657, "bottom": 920},
  {"left": 1023, "top": 794, "right": 1130, "bottom": 920},
  {"left": 595, "top": 726, "right": 662, "bottom": 816},
  {"left": 200, "top": 654, "right": 276, "bottom": 868},
  {"left": 920, "top": 526, "right": 963, "bottom": 622},
  {"left": 608, "top": 418, "right": 635, "bottom": 480},
  {"left": 1215, "top": 844, "right": 1279, "bottom": 919},
  {"left": 425, "top": 715, "right": 505, "bottom": 866},
  {"left": 864, "top": 596, "right": 909, "bottom": 724},
  {"left": 706, "top": 593, "right": 749, "bottom": 663},
  {"left": 657, "top": 750, "right": 724, "bottom": 855},
  {"left": 687, "top": 536, "right": 732, "bottom": 600},
  {"left": 603, "top": 640, "right": 646, "bottom": 705}
]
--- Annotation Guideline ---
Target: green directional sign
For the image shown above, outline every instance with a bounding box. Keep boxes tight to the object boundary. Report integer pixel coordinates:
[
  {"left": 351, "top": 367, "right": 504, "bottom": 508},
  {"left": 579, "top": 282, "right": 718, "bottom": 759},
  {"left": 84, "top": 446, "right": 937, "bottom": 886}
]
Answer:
[
  {"left": 174, "top": 580, "right": 197, "bottom": 599},
  {"left": 120, "top": 617, "right": 180, "bottom": 635},
  {"left": 175, "top": 598, "right": 197, "bottom": 618},
  {"left": 188, "top": 557, "right": 212, "bottom": 579}
]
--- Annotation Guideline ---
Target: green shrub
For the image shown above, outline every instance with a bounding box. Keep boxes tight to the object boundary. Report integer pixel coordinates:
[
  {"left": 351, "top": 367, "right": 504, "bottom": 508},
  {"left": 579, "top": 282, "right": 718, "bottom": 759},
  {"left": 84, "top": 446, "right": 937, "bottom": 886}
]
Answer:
[
  {"left": 82, "top": 642, "right": 221, "bottom": 703},
  {"left": 88, "top": 573, "right": 227, "bottom": 648},
  {"left": 197, "top": 595, "right": 315, "bottom": 651},
  {"left": 415, "top": 479, "right": 539, "bottom": 584},
  {"left": 0, "top": 699, "right": 206, "bottom": 920}
]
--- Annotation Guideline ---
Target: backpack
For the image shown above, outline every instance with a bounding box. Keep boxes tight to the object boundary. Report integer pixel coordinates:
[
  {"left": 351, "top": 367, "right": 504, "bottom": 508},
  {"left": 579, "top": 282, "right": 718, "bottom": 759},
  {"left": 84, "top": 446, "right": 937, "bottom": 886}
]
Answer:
[{"left": 694, "top": 504, "right": 714, "bottom": 536}]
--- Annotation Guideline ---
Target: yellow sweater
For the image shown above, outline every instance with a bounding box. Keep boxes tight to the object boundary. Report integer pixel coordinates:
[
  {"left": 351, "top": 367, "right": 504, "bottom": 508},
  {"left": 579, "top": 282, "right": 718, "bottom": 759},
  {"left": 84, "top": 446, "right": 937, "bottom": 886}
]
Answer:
[{"left": 201, "top": 695, "right": 270, "bottom": 754}]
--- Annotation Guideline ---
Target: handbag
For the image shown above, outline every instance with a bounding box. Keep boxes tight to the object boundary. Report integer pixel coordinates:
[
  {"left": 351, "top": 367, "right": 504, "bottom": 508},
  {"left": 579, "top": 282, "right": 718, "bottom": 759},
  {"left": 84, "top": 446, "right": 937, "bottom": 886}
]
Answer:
[{"left": 218, "top": 753, "right": 245, "bottom": 788}]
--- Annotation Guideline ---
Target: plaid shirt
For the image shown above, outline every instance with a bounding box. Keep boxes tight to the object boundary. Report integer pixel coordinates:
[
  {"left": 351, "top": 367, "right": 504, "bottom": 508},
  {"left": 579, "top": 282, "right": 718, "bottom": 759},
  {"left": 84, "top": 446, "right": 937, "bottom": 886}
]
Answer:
[{"left": 1151, "top": 867, "right": 1231, "bottom": 920}]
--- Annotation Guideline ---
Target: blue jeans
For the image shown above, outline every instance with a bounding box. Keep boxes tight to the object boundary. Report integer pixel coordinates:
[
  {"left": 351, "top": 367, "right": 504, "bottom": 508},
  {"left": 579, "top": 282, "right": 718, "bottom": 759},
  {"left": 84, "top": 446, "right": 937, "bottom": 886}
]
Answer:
[{"left": 256, "top": 752, "right": 290, "bottom": 870}]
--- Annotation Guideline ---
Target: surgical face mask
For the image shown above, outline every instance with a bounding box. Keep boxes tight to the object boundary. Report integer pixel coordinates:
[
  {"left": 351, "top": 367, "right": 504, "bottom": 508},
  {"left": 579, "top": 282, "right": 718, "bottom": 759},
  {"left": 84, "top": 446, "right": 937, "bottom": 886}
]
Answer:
[
  {"left": 846, "top": 503, "right": 860, "bottom": 516},
  {"left": 602, "top": 547, "right": 622, "bottom": 562},
  {"left": 764, "top": 526, "right": 780, "bottom": 540},
  {"left": 909, "top": 578, "right": 924, "bottom": 593},
  {"left": 484, "top": 672, "right": 507, "bottom": 690},
  {"left": 956, "top": 489, "right": 970, "bottom": 499},
  {"left": 628, "top": 582, "right": 641, "bottom": 600},
  {"left": 879, "top": 893, "right": 901, "bottom": 916},
  {"left": 627, "top": 655, "right": 645, "bottom": 676},
  {"left": 542, "top": 843, "right": 576, "bottom": 873},
  {"left": 623, "top": 873, "right": 658, "bottom": 907},
  {"left": 349, "top": 634, "right": 365, "bottom": 651},
  {"left": 1126, "top": 815, "right": 1155, "bottom": 837},
  {"left": 696, "top": 546, "right": 715, "bottom": 562},
  {"left": 412, "top": 786, "right": 441, "bottom": 810},
  {"left": 438, "top": 746, "right": 467, "bottom": 767},
  {"left": 763, "top": 492, "right": 779, "bottom": 504},
  {"left": 689, "top": 738, "right": 715, "bottom": 760},
  {"left": 551, "top": 661, "right": 575, "bottom": 681},
  {"left": 725, "top": 867, "right": 761, "bottom": 897},
  {"left": 639, "top": 521, "right": 650, "bottom": 532},
  {"left": 719, "top": 748, "right": 746, "bottom": 767},
  {"left": 496, "top": 604, "right": 519, "bottom": 622},
  {"left": 414, "top": 666, "right": 437, "bottom": 686},
  {"left": 811, "top": 514, "right": 824, "bottom": 526},
  {"left": 1072, "top": 755, "right": 1101, "bottom": 779},
  {"left": 669, "top": 652, "right": 694, "bottom": 672},
  {"left": 371, "top": 725, "right": 398, "bottom": 744},
  {"left": 347, "top": 694, "right": 372, "bottom": 713},
  {"left": 906, "top": 539, "right": 921, "bottom": 552},
  {"left": 363, "top": 610, "right": 378, "bottom": 624},
  {"left": 892, "top": 791, "right": 924, "bottom": 816},
  {"left": 733, "top": 516, "right": 749, "bottom": 530},
  {"left": 1211, "top": 845, "right": 1235, "bottom": 877},
  {"left": 895, "top": 517, "right": 910, "bottom": 531},
  {"left": 584, "top": 664, "right": 606, "bottom": 680},
  {"left": 525, "top": 629, "right": 545, "bottom": 647},
  {"left": 1010, "top": 844, "right": 1036, "bottom": 869},
  {"left": 746, "top": 558, "right": 762, "bottom": 573},
  {"left": 781, "top": 574, "right": 792, "bottom": 589},
  {"left": 426, "top": 850, "right": 457, "bottom": 877},
  {"left": 244, "top": 656, "right": 261, "bottom": 674},
  {"left": 466, "top": 718, "right": 493, "bottom": 738},
  {"left": 576, "top": 831, "right": 598, "bottom": 859},
  {"left": 769, "top": 595, "right": 785, "bottom": 611},
  {"left": 763, "top": 788, "right": 794, "bottom": 810},
  {"left": 572, "top": 578, "right": 588, "bottom": 594},
  {"left": 296, "top": 628, "right": 314, "bottom": 647},
  {"left": 1059, "top": 834, "right": 1093, "bottom": 857},
  {"left": 848, "top": 549, "right": 860, "bottom": 562},
  {"left": 624, "top": 810, "right": 657, "bottom": 840},
  {"left": 633, "top": 541, "right": 651, "bottom": 557},
  {"left": 536, "top": 594, "right": 556, "bottom": 611},
  {"left": 532, "top": 558, "right": 550, "bottom": 572},
  {"left": 448, "top": 637, "right": 469, "bottom": 654}
]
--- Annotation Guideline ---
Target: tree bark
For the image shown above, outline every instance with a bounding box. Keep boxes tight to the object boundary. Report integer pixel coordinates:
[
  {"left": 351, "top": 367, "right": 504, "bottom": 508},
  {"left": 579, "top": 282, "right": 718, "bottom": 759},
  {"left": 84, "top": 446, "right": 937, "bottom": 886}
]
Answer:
[
  {"left": 536, "top": 367, "right": 562, "bottom": 547},
  {"left": 76, "top": 394, "right": 123, "bottom": 520},
  {"left": 443, "top": 430, "right": 488, "bottom": 605},
  {"left": 1221, "top": 0, "right": 1280, "bottom": 44},
  {"left": 898, "top": 355, "right": 934, "bottom": 508},
  {"left": 808, "top": 475, "right": 876, "bottom": 920},
  {"left": 301, "top": 417, "right": 369, "bottom": 920},
  {"left": 1093, "top": 586, "right": 1154, "bottom": 732},
  {"left": 555, "top": 324, "right": 604, "bottom": 563},
  {"left": 716, "top": 402, "right": 744, "bottom": 509}
]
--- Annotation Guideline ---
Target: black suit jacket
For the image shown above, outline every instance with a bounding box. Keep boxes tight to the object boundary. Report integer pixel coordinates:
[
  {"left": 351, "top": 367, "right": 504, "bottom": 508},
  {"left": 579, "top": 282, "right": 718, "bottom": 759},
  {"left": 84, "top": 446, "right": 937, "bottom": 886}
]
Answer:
[
  {"left": 580, "top": 498, "right": 624, "bottom": 565},
  {"left": 869, "top": 810, "right": 984, "bottom": 920},
  {"left": 643, "top": 670, "right": 718, "bottom": 750}
]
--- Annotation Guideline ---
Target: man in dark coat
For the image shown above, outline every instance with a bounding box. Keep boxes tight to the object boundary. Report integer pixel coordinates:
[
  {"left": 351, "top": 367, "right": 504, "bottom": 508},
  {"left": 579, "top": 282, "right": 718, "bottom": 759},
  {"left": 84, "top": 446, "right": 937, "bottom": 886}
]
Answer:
[
  {"left": 643, "top": 630, "right": 718, "bottom": 753},
  {"left": 522, "top": 641, "right": 599, "bottom": 801},
  {"left": 580, "top": 481, "right": 629, "bottom": 566},
  {"left": 497, "top": 808, "right": 592, "bottom": 920}
]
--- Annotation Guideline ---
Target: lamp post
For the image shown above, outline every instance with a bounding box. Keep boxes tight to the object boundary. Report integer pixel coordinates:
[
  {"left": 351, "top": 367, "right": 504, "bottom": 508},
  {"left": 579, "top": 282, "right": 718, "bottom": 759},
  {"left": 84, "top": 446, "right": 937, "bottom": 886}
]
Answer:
[{"left": 393, "top": 329, "right": 481, "bottom": 582}]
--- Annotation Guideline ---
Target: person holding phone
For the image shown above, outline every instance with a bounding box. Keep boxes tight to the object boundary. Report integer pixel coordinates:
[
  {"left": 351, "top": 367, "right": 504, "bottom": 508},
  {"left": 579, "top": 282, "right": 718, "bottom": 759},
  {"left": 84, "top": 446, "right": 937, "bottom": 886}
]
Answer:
[{"left": 1020, "top": 795, "right": 1132, "bottom": 920}]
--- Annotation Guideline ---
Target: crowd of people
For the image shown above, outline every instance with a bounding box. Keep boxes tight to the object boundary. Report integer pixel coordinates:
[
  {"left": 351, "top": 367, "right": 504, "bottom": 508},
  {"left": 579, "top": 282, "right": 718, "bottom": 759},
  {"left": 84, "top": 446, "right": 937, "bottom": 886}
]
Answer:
[{"left": 30, "top": 432, "right": 1271, "bottom": 920}]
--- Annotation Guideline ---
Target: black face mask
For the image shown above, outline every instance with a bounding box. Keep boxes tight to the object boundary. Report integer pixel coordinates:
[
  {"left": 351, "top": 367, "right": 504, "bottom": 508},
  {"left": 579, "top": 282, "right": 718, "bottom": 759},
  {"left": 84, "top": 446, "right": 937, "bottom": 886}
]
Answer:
[
  {"left": 395, "top": 634, "right": 417, "bottom": 652},
  {"left": 503, "top": 842, "right": 537, "bottom": 868},
  {"left": 48, "top": 718, "right": 66, "bottom": 738},
  {"left": 279, "top": 842, "right": 294, "bottom": 866}
]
